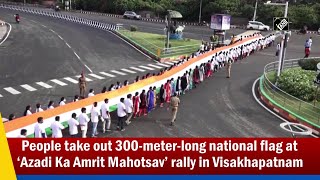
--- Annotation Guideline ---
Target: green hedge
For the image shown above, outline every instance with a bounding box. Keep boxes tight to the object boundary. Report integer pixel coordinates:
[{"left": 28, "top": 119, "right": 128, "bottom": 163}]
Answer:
[
  {"left": 277, "top": 68, "right": 318, "bottom": 101},
  {"left": 298, "top": 59, "right": 320, "bottom": 71}
]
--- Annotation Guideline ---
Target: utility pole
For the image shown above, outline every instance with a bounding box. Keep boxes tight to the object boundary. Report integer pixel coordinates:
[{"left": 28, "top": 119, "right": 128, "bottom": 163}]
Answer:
[
  {"left": 199, "top": 0, "right": 203, "bottom": 24},
  {"left": 253, "top": 0, "right": 258, "bottom": 21},
  {"left": 277, "top": 1, "right": 289, "bottom": 77}
]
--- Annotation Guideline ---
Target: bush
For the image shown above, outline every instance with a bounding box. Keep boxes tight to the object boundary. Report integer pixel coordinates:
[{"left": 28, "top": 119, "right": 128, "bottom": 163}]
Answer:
[
  {"left": 298, "top": 58, "right": 320, "bottom": 71},
  {"left": 277, "top": 68, "right": 318, "bottom": 101},
  {"left": 130, "top": 25, "right": 138, "bottom": 32}
]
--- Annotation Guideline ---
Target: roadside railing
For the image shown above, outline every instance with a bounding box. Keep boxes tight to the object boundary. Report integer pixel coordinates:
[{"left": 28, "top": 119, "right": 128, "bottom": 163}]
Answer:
[{"left": 262, "top": 57, "right": 320, "bottom": 127}]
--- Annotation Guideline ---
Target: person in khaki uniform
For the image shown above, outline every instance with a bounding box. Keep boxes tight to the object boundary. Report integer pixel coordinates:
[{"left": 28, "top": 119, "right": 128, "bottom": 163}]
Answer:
[
  {"left": 226, "top": 59, "right": 232, "bottom": 78},
  {"left": 170, "top": 93, "right": 180, "bottom": 126},
  {"left": 78, "top": 73, "right": 87, "bottom": 99}
]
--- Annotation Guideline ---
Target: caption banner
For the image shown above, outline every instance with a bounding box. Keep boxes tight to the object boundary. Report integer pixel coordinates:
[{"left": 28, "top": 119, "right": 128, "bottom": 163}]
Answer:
[{"left": 8, "top": 138, "right": 320, "bottom": 174}]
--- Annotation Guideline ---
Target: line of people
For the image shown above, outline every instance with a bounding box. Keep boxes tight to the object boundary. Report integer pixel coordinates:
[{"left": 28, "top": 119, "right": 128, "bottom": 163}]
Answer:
[{"left": 15, "top": 33, "right": 276, "bottom": 138}]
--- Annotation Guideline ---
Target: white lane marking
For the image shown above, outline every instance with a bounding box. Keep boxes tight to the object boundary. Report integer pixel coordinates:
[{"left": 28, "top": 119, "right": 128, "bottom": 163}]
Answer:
[
  {"left": 130, "top": 67, "right": 145, "bottom": 72},
  {"left": 156, "top": 63, "right": 170, "bottom": 67},
  {"left": 172, "top": 60, "right": 180, "bottom": 63},
  {"left": 64, "top": 77, "right": 78, "bottom": 84},
  {"left": 0, "top": 23, "right": 12, "bottom": 46},
  {"left": 49, "top": 29, "right": 56, "bottom": 33},
  {"left": 121, "top": 68, "right": 136, "bottom": 74},
  {"left": 30, "top": 20, "right": 37, "bottom": 23},
  {"left": 139, "top": 65, "right": 154, "bottom": 70},
  {"left": 110, "top": 70, "right": 127, "bottom": 76},
  {"left": 0, "top": 94, "right": 2, "bottom": 97},
  {"left": 164, "top": 61, "right": 174, "bottom": 65},
  {"left": 252, "top": 78, "right": 318, "bottom": 138},
  {"left": 100, "top": 72, "right": 116, "bottom": 77},
  {"left": 88, "top": 73, "right": 105, "bottom": 79},
  {"left": 58, "top": 35, "right": 63, "bottom": 40},
  {"left": 75, "top": 75, "right": 93, "bottom": 82},
  {"left": 36, "top": 82, "right": 52, "bottom": 89},
  {"left": 3, "top": 87, "right": 21, "bottom": 95},
  {"left": 41, "top": 24, "right": 47, "bottom": 28},
  {"left": 65, "top": 43, "right": 71, "bottom": 48},
  {"left": 74, "top": 52, "right": 81, "bottom": 59},
  {"left": 148, "top": 64, "right": 163, "bottom": 69},
  {"left": 21, "top": 84, "right": 37, "bottom": 91},
  {"left": 51, "top": 79, "right": 68, "bottom": 86}
]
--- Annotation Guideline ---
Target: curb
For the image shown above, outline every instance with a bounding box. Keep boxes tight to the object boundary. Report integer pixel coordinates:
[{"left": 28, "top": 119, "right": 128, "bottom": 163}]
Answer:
[
  {"left": 0, "top": 22, "right": 9, "bottom": 45},
  {"left": 257, "top": 80, "right": 320, "bottom": 135}
]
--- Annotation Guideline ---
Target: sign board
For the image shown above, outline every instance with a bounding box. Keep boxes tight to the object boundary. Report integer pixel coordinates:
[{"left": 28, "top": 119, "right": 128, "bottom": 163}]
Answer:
[
  {"left": 273, "top": 17, "right": 289, "bottom": 31},
  {"left": 210, "top": 14, "right": 231, "bottom": 30}
]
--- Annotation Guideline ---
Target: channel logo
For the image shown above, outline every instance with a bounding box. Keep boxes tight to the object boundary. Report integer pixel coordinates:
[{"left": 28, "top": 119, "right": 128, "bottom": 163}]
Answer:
[{"left": 273, "top": 17, "right": 289, "bottom": 31}]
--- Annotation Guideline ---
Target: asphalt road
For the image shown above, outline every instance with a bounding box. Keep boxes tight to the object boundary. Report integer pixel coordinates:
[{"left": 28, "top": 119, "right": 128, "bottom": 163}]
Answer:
[{"left": 0, "top": 8, "right": 151, "bottom": 87}]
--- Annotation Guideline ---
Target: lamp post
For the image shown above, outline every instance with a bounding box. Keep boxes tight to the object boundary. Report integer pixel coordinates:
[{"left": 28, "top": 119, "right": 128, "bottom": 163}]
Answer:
[
  {"left": 264, "top": 1, "right": 289, "bottom": 78},
  {"left": 199, "top": 0, "right": 203, "bottom": 24},
  {"left": 253, "top": 0, "right": 258, "bottom": 21}
]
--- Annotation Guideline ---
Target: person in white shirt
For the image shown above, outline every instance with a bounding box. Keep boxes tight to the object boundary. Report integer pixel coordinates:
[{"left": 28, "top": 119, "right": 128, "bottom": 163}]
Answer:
[
  {"left": 101, "top": 98, "right": 111, "bottom": 133},
  {"left": 90, "top": 102, "right": 100, "bottom": 137},
  {"left": 35, "top": 103, "right": 44, "bottom": 113},
  {"left": 23, "top": 105, "right": 32, "bottom": 116},
  {"left": 79, "top": 107, "right": 90, "bottom": 138},
  {"left": 73, "top": 95, "right": 79, "bottom": 102},
  {"left": 34, "top": 117, "right": 47, "bottom": 138},
  {"left": 18, "top": 129, "right": 27, "bottom": 138},
  {"left": 117, "top": 98, "right": 127, "bottom": 131},
  {"left": 51, "top": 116, "right": 65, "bottom": 138},
  {"left": 59, "top": 97, "right": 66, "bottom": 106},
  {"left": 308, "top": 37, "right": 313, "bottom": 50},
  {"left": 47, "top": 101, "right": 54, "bottom": 110},
  {"left": 88, "top": 89, "right": 95, "bottom": 97},
  {"left": 68, "top": 113, "right": 79, "bottom": 137},
  {"left": 124, "top": 94, "right": 133, "bottom": 125}
]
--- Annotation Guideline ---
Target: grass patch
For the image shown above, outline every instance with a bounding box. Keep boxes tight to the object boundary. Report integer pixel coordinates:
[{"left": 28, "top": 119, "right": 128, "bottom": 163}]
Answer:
[
  {"left": 118, "top": 29, "right": 201, "bottom": 58},
  {"left": 262, "top": 73, "right": 320, "bottom": 127}
]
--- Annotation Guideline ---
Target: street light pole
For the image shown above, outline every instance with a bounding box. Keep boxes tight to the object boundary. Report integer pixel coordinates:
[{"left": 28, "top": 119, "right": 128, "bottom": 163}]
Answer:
[
  {"left": 199, "top": 0, "right": 203, "bottom": 24},
  {"left": 253, "top": 0, "right": 258, "bottom": 21},
  {"left": 277, "top": 1, "right": 289, "bottom": 78}
]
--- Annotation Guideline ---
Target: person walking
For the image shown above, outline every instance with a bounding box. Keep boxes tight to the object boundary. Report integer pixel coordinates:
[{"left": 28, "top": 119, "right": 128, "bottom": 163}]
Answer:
[
  {"left": 153, "top": 86, "right": 157, "bottom": 108},
  {"left": 226, "top": 58, "right": 232, "bottom": 78},
  {"left": 79, "top": 107, "right": 90, "bottom": 138},
  {"left": 133, "top": 92, "right": 140, "bottom": 118},
  {"left": 90, "top": 102, "right": 100, "bottom": 137},
  {"left": 170, "top": 93, "right": 180, "bottom": 126},
  {"left": 34, "top": 117, "right": 46, "bottom": 138},
  {"left": 78, "top": 73, "right": 87, "bottom": 99},
  {"left": 101, "top": 98, "right": 111, "bottom": 132},
  {"left": 51, "top": 116, "right": 64, "bottom": 138},
  {"left": 147, "top": 87, "right": 154, "bottom": 113},
  {"left": 304, "top": 39, "right": 311, "bottom": 58},
  {"left": 68, "top": 113, "right": 79, "bottom": 137},
  {"left": 139, "top": 90, "right": 147, "bottom": 116},
  {"left": 124, "top": 94, "right": 133, "bottom": 124},
  {"left": 117, "top": 98, "right": 127, "bottom": 131},
  {"left": 159, "top": 85, "right": 165, "bottom": 107}
]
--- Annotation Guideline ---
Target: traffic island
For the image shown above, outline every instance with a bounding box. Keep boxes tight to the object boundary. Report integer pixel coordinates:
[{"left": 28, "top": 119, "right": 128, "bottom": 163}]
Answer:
[
  {"left": 115, "top": 29, "right": 201, "bottom": 62},
  {"left": 258, "top": 73, "right": 320, "bottom": 135}
]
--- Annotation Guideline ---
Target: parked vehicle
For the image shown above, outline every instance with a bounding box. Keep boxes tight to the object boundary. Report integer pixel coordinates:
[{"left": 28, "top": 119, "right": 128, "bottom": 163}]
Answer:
[
  {"left": 246, "top": 21, "right": 270, "bottom": 31},
  {"left": 123, "top": 11, "right": 141, "bottom": 20}
]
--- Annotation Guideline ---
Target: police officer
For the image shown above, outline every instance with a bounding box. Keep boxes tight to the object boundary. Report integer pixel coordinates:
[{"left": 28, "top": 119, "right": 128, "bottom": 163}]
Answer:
[
  {"left": 78, "top": 73, "right": 87, "bottom": 99},
  {"left": 170, "top": 93, "right": 180, "bottom": 126}
]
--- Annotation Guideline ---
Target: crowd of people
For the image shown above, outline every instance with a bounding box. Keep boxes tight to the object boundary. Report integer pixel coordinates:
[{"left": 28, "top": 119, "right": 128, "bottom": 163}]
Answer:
[{"left": 10, "top": 32, "right": 276, "bottom": 138}]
